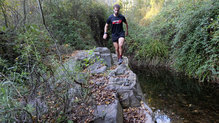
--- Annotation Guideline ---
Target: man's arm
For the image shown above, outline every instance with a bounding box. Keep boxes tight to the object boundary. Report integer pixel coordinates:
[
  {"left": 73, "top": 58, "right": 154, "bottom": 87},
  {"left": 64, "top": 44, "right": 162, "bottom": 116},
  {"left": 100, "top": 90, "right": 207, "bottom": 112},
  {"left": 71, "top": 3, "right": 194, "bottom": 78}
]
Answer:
[
  {"left": 103, "top": 23, "right": 109, "bottom": 39},
  {"left": 125, "top": 21, "right": 128, "bottom": 36}
]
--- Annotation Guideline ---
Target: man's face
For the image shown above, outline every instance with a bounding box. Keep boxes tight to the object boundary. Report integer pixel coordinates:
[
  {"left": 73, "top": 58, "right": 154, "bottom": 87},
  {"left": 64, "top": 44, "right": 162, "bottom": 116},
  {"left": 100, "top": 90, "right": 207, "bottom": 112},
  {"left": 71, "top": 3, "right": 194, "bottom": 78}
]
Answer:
[{"left": 113, "top": 7, "right": 120, "bottom": 15}]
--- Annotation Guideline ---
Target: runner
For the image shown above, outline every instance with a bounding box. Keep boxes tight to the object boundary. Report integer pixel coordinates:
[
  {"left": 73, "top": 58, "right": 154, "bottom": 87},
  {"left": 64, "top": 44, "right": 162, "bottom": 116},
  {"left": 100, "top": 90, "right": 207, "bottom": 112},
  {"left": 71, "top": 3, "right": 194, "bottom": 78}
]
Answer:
[{"left": 103, "top": 4, "right": 128, "bottom": 65}]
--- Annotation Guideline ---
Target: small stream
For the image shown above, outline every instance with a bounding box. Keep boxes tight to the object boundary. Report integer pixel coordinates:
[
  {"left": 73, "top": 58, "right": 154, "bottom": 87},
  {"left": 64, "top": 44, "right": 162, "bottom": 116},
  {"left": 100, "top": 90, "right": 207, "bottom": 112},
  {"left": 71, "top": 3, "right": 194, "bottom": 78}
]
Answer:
[{"left": 133, "top": 67, "right": 218, "bottom": 123}]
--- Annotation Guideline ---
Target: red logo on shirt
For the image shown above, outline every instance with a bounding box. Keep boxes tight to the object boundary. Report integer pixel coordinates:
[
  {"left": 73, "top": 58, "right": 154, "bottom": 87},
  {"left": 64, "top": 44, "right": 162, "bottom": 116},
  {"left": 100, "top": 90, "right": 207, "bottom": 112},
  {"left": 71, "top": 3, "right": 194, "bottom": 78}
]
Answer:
[{"left": 112, "top": 20, "right": 122, "bottom": 24}]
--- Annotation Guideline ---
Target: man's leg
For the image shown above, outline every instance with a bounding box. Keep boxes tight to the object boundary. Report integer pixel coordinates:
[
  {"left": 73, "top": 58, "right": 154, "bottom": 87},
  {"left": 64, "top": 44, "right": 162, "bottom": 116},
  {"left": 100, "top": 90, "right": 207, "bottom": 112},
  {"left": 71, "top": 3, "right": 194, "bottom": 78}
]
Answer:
[
  {"left": 113, "top": 42, "right": 119, "bottom": 60},
  {"left": 118, "top": 37, "right": 125, "bottom": 59}
]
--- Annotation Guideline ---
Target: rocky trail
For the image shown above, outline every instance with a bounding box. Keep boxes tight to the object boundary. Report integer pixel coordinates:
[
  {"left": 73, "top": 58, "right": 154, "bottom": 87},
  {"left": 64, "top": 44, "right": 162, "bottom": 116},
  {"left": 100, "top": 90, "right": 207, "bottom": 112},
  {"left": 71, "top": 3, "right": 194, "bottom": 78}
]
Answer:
[
  {"left": 60, "top": 47, "right": 154, "bottom": 123},
  {"left": 25, "top": 47, "right": 154, "bottom": 122}
]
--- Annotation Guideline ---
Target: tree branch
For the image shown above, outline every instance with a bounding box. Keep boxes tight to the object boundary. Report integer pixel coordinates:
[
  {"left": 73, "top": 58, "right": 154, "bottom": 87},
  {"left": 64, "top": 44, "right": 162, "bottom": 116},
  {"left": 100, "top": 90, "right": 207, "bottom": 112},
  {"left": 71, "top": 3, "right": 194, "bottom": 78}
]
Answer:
[
  {"left": 37, "top": 0, "right": 62, "bottom": 62},
  {"left": 0, "top": 3, "right": 8, "bottom": 28}
]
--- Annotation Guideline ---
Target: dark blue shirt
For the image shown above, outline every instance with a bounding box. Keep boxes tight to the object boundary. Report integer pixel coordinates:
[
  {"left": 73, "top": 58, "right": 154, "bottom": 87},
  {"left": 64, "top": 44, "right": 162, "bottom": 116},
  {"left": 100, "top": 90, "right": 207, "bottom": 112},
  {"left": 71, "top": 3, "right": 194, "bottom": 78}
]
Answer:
[{"left": 106, "top": 14, "right": 127, "bottom": 35}]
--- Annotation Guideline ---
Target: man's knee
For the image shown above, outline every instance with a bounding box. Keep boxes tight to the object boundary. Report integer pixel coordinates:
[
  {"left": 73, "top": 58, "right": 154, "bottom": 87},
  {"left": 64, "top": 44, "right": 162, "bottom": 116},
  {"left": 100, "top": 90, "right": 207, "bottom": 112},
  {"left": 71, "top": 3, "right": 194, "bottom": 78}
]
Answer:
[
  {"left": 119, "top": 38, "right": 124, "bottom": 46},
  {"left": 119, "top": 43, "right": 123, "bottom": 48},
  {"left": 115, "top": 47, "right": 119, "bottom": 51},
  {"left": 118, "top": 45, "right": 122, "bottom": 49}
]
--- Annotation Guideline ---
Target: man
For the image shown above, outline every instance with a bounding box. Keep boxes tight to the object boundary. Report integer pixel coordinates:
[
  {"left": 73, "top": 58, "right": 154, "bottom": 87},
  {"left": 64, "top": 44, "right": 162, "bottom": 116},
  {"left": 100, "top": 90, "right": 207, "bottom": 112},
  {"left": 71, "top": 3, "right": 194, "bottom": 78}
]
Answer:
[{"left": 103, "top": 4, "right": 128, "bottom": 65}]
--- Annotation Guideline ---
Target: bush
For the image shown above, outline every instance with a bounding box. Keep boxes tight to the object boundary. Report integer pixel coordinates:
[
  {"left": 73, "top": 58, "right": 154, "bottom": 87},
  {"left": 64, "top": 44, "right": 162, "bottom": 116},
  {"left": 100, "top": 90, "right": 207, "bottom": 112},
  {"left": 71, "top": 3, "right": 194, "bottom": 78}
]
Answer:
[
  {"left": 172, "top": 0, "right": 219, "bottom": 81},
  {"left": 138, "top": 39, "right": 168, "bottom": 59},
  {"left": 0, "top": 25, "right": 51, "bottom": 121},
  {"left": 44, "top": 0, "right": 109, "bottom": 49},
  {"left": 126, "top": 0, "right": 219, "bottom": 82}
]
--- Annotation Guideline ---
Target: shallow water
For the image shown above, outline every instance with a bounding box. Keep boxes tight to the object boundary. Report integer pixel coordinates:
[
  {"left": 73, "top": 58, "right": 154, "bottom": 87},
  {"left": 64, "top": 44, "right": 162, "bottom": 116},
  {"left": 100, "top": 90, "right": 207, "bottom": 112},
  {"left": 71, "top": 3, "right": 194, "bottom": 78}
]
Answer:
[{"left": 133, "top": 68, "right": 219, "bottom": 123}]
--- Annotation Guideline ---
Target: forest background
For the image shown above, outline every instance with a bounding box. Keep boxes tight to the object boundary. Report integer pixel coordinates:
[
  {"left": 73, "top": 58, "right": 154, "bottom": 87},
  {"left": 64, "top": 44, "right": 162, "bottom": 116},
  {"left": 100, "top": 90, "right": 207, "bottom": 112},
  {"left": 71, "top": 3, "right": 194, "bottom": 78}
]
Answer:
[{"left": 0, "top": 0, "right": 218, "bottom": 122}]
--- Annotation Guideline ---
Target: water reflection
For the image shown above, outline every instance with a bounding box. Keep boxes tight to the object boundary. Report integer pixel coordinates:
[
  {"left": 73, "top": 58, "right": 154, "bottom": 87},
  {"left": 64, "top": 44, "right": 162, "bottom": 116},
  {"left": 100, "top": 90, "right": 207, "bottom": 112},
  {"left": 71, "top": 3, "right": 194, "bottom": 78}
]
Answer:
[{"left": 133, "top": 67, "right": 219, "bottom": 123}]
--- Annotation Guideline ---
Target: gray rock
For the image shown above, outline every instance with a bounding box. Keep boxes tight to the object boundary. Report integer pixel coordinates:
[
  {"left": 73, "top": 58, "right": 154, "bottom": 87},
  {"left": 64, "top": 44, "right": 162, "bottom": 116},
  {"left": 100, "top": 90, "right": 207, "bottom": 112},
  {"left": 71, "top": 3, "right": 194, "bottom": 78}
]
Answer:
[
  {"left": 106, "top": 80, "right": 136, "bottom": 91},
  {"left": 93, "top": 47, "right": 113, "bottom": 68},
  {"left": 127, "top": 71, "right": 137, "bottom": 82},
  {"left": 68, "top": 83, "right": 82, "bottom": 104},
  {"left": 123, "top": 81, "right": 131, "bottom": 86},
  {"left": 108, "top": 70, "right": 116, "bottom": 77},
  {"left": 154, "top": 110, "right": 171, "bottom": 123},
  {"left": 145, "top": 111, "right": 154, "bottom": 123},
  {"left": 28, "top": 98, "right": 48, "bottom": 117},
  {"left": 135, "top": 79, "right": 146, "bottom": 102},
  {"left": 111, "top": 53, "right": 129, "bottom": 65},
  {"left": 94, "top": 99, "right": 123, "bottom": 123},
  {"left": 100, "top": 53, "right": 113, "bottom": 68},
  {"left": 109, "top": 77, "right": 128, "bottom": 85},
  {"left": 94, "top": 47, "right": 111, "bottom": 54},
  {"left": 142, "top": 102, "right": 153, "bottom": 115},
  {"left": 88, "top": 62, "right": 101, "bottom": 71},
  {"left": 54, "top": 59, "right": 78, "bottom": 84},
  {"left": 74, "top": 50, "right": 91, "bottom": 61},
  {"left": 118, "top": 90, "right": 141, "bottom": 108},
  {"left": 96, "top": 81, "right": 105, "bottom": 86},
  {"left": 55, "top": 59, "right": 77, "bottom": 75},
  {"left": 115, "top": 64, "right": 127, "bottom": 75},
  {"left": 94, "top": 52, "right": 101, "bottom": 57},
  {"left": 106, "top": 71, "right": 137, "bottom": 91},
  {"left": 95, "top": 66, "right": 107, "bottom": 74},
  {"left": 88, "top": 62, "right": 107, "bottom": 74},
  {"left": 107, "top": 70, "right": 149, "bottom": 109},
  {"left": 75, "top": 72, "right": 88, "bottom": 84}
]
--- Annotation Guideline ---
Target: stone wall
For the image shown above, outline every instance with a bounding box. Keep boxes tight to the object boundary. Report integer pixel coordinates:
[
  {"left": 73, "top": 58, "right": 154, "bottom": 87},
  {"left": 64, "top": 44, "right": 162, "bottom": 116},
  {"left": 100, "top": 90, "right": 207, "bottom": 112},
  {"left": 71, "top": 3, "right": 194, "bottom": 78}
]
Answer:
[{"left": 55, "top": 47, "right": 154, "bottom": 122}]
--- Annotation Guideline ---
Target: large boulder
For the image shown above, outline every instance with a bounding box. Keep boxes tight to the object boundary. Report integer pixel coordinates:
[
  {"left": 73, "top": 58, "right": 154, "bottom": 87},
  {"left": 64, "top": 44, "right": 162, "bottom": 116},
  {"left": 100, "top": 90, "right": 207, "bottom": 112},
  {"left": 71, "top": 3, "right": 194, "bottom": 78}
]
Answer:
[
  {"left": 107, "top": 70, "right": 137, "bottom": 91},
  {"left": 27, "top": 98, "right": 48, "bottom": 117},
  {"left": 107, "top": 68, "right": 144, "bottom": 108},
  {"left": 68, "top": 83, "right": 83, "bottom": 105},
  {"left": 94, "top": 47, "right": 113, "bottom": 68},
  {"left": 114, "top": 64, "right": 127, "bottom": 75},
  {"left": 54, "top": 59, "right": 78, "bottom": 84},
  {"left": 118, "top": 90, "right": 141, "bottom": 108},
  {"left": 75, "top": 72, "right": 89, "bottom": 84},
  {"left": 94, "top": 99, "right": 123, "bottom": 123},
  {"left": 88, "top": 62, "right": 107, "bottom": 74},
  {"left": 53, "top": 58, "right": 87, "bottom": 105}
]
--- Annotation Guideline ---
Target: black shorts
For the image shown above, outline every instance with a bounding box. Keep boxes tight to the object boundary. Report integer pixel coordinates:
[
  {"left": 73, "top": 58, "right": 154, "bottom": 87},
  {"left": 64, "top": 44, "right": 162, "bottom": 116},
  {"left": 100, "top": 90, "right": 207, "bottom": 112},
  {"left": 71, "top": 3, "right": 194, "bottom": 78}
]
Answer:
[{"left": 112, "top": 32, "right": 125, "bottom": 42}]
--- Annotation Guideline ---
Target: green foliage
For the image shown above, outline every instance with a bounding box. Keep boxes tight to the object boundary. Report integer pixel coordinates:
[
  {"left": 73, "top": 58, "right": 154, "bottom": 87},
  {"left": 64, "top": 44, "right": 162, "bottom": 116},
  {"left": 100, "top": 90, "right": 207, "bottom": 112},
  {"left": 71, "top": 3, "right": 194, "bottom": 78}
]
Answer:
[
  {"left": 44, "top": 0, "right": 109, "bottom": 49},
  {"left": 83, "top": 48, "right": 105, "bottom": 67},
  {"left": 49, "top": 18, "right": 93, "bottom": 49},
  {"left": 16, "top": 25, "right": 50, "bottom": 59},
  {"left": 6, "top": 25, "right": 50, "bottom": 83},
  {"left": 83, "top": 50, "right": 95, "bottom": 67},
  {"left": 0, "top": 0, "right": 111, "bottom": 121},
  {"left": 138, "top": 39, "right": 168, "bottom": 59},
  {"left": 126, "top": 0, "right": 219, "bottom": 82},
  {"left": 0, "top": 82, "right": 18, "bottom": 122},
  {"left": 125, "top": 22, "right": 169, "bottom": 61},
  {"left": 86, "top": 1, "right": 109, "bottom": 46},
  {"left": 0, "top": 0, "right": 112, "bottom": 121},
  {"left": 171, "top": 0, "right": 219, "bottom": 82},
  {"left": 0, "top": 80, "right": 29, "bottom": 122},
  {"left": 0, "top": 25, "right": 51, "bottom": 121}
]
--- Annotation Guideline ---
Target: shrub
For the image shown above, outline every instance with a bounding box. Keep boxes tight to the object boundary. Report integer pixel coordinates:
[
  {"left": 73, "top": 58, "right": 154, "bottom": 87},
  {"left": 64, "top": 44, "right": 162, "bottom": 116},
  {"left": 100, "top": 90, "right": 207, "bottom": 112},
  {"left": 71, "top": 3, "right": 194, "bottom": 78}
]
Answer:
[
  {"left": 125, "top": 0, "right": 219, "bottom": 82},
  {"left": 44, "top": 0, "right": 109, "bottom": 49}
]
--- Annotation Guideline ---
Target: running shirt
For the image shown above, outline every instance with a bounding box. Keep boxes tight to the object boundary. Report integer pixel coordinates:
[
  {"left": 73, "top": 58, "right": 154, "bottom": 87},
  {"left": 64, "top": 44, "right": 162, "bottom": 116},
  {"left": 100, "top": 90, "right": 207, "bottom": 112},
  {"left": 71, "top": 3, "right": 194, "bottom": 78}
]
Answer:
[{"left": 106, "top": 14, "right": 127, "bottom": 35}]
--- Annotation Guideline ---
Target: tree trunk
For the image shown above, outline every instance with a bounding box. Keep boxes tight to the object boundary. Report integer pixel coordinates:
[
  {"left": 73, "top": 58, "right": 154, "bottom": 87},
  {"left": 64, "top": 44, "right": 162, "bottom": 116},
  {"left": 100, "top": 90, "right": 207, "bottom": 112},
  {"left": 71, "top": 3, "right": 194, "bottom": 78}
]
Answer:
[
  {"left": 0, "top": 4, "right": 8, "bottom": 28},
  {"left": 23, "top": 0, "right": 26, "bottom": 26},
  {"left": 37, "top": 0, "right": 62, "bottom": 62}
]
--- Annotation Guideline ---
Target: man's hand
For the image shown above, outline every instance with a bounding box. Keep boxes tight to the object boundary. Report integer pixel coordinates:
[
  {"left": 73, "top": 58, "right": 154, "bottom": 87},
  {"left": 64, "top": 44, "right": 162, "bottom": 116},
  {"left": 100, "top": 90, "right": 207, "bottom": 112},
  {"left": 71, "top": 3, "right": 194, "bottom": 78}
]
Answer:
[
  {"left": 103, "top": 24, "right": 109, "bottom": 39},
  {"left": 125, "top": 31, "right": 129, "bottom": 36},
  {"left": 103, "top": 34, "right": 107, "bottom": 39}
]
